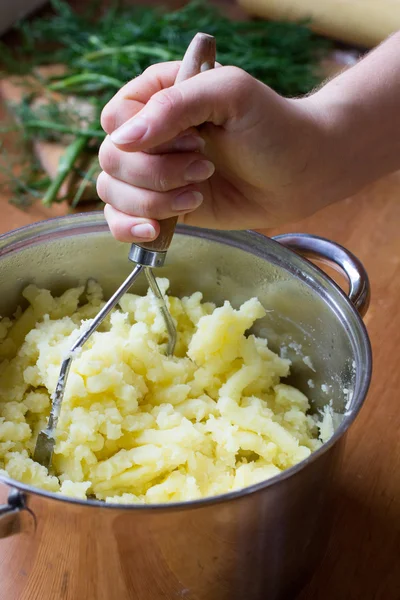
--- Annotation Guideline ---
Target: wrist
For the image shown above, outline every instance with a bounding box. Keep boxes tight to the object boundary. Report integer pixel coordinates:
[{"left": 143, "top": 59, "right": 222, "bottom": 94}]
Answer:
[
  {"left": 302, "top": 54, "right": 400, "bottom": 206},
  {"left": 279, "top": 96, "right": 349, "bottom": 215},
  {"left": 294, "top": 94, "right": 359, "bottom": 209}
]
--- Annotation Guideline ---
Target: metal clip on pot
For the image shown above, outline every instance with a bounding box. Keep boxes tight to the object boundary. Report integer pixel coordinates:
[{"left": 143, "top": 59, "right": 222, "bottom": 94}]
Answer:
[
  {"left": 32, "top": 32, "right": 217, "bottom": 471},
  {"left": 0, "top": 488, "right": 35, "bottom": 539}
]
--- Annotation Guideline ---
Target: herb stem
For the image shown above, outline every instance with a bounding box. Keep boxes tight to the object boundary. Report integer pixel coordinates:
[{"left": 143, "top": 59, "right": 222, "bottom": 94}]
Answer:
[
  {"left": 24, "top": 120, "right": 104, "bottom": 139},
  {"left": 83, "top": 44, "right": 176, "bottom": 62},
  {"left": 49, "top": 73, "right": 123, "bottom": 91},
  {"left": 42, "top": 136, "right": 88, "bottom": 206},
  {"left": 70, "top": 158, "right": 99, "bottom": 209}
]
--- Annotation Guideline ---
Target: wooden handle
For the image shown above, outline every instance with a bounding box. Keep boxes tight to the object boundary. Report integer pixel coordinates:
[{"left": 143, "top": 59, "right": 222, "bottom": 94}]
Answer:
[{"left": 138, "top": 33, "right": 216, "bottom": 254}]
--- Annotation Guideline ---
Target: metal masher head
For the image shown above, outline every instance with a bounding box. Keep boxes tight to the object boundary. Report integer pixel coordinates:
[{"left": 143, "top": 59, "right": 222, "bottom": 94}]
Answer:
[{"left": 33, "top": 32, "right": 217, "bottom": 470}]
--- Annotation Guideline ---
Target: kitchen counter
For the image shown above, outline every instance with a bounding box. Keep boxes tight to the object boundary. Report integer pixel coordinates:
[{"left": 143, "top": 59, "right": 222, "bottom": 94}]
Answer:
[{"left": 0, "top": 2, "right": 399, "bottom": 598}]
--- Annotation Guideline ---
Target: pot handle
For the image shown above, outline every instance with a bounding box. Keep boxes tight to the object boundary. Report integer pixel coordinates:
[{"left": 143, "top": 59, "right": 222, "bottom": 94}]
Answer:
[
  {"left": 273, "top": 233, "right": 370, "bottom": 317},
  {"left": 0, "top": 487, "right": 36, "bottom": 539}
]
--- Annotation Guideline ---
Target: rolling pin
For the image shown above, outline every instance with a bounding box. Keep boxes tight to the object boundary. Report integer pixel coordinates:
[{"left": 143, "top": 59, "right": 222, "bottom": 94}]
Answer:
[{"left": 237, "top": 0, "right": 400, "bottom": 48}]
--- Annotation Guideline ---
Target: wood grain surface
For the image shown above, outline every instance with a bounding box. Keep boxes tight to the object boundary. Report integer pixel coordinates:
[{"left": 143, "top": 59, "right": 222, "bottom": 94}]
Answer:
[{"left": 0, "top": 1, "right": 399, "bottom": 598}]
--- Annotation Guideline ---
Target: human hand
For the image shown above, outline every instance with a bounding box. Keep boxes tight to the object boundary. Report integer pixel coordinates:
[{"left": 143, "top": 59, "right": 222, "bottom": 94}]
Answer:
[{"left": 97, "top": 62, "right": 328, "bottom": 243}]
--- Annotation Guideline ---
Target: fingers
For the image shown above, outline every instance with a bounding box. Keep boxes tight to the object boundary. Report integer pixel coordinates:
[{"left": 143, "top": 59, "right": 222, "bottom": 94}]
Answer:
[
  {"left": 146, "top": 129, "right": 203, "bottom": 154},
  {"left": 101, "top": 62, "right": 181, "bottom": 134},
  {"left": 97, "top": 171, "right": 205, "bottom": 219},
  {"left": 98, "top": 135, "right": 214, "bottom": 193},
  {"left": 101, "top": 61, "right": 224, "bottom": 135},
  {"left": 104, "top": 204, "right": 160, "bottom": 243},
  {"left": 107, "top": 66, "right": 255, "bottom": 151},
  {"left": 100, "top": 61, "right": 246, "bottom": 244}
]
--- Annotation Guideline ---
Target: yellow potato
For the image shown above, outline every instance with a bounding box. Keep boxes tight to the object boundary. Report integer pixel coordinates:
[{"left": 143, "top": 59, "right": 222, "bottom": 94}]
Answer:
[{"left": 0, "top": 279, "right": 332, "bottom": 504}]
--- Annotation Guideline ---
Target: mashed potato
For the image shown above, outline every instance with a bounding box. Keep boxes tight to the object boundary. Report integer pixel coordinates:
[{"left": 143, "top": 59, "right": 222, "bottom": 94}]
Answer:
[{"left": 0, "top": 279, "right": 332, "bottom": 504}]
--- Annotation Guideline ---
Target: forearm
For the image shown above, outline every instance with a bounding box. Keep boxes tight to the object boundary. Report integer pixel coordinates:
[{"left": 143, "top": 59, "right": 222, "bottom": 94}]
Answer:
[{"left": 304, "top": 32, "right": 400, "bottom": 203}]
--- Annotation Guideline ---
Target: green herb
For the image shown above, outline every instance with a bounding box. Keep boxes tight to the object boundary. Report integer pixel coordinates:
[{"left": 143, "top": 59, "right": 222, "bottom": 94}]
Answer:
[
  {"left": 1, "top": 0, "right": 331, "bottom": 207},
  {"left": 41, "top": 136, "right": 88, "bottom": 206},
  {"left": 22, "top": 120, "right": 104, "bottom": 139},
  {"left": 70, "top": 158, "right": 99, "bottom": 209},
  {"left": 0, "top": 143, "right": 51, "bottom": 207}
]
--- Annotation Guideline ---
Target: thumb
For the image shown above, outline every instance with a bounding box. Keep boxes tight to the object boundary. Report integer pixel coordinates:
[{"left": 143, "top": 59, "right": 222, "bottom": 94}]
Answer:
[{"left": 109, "top": 66, "right": 253, "bottom": 151}]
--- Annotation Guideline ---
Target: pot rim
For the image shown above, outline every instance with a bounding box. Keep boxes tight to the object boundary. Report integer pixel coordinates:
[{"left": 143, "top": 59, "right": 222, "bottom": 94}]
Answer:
[{"left": 0, "top": 213, "right": 372, "bottom": 511}]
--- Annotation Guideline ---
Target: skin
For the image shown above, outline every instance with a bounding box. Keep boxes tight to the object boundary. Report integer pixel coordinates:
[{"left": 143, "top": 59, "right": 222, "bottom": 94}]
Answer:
[{"left": 96, "top": 32, "right": 400, "bottom": 243}]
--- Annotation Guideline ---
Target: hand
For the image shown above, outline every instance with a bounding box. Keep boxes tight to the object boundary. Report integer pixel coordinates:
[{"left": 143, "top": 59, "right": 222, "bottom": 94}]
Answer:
[
  {"left": 98, "top": 33, "right": 400, "bottom": 243},
  {"left": 97, "top": 62, "right": 328, "bottom": 243}
]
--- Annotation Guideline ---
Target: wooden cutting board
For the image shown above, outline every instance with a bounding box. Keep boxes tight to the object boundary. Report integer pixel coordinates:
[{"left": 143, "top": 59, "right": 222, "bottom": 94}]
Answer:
[{"left": 237, "top": 0, "right": 400, "bottom": 47}]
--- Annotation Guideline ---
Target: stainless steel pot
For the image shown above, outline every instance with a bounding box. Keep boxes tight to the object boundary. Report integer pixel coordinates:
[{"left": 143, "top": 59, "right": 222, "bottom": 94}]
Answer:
[{"left": 0, "top": 214, "right": 372, "bottom": 600}]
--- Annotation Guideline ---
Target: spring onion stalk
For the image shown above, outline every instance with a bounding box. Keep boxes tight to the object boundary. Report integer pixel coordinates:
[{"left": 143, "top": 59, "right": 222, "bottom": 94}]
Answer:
[
  {"left": 83, "top": 44, "right": 175, "bottom": 62},
  {"left": 42, "top": 136, "right": 88, "bottom": 206},
  {"left": 49, "top": 73, "right": 123, "bottom": 91},
  {"left": 23, "top": 120, "right": 104, "bottom": 139},
  {"left": 70, "top": 158, "right": 98, "bottom": 209}
]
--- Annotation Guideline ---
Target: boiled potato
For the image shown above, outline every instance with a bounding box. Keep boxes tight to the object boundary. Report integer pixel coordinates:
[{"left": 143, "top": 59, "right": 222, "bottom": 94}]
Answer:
[{"left": 0, "top": 279, "right": 332, "bottom": 503}]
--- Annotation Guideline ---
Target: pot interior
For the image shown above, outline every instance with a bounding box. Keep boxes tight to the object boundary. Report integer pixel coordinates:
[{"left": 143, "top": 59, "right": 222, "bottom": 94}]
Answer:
[{"left": 0, "top": 216, "right": 371, "bottom": 422}]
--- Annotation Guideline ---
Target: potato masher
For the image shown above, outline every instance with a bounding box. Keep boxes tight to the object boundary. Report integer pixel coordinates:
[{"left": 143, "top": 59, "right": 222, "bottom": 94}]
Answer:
[{"left": 33, "top": 32, "right": 217, "bottom": 469}]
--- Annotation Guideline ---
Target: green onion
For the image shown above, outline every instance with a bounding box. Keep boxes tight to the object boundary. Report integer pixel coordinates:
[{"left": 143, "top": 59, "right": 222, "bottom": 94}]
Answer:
[
  {"left": 49, "top": 73, "right": 124, "bottom": 92},
  {"left": 23, "top": 120, "right": 104, "bottom": 139},
  {"left": 42, "top": 136, "right": 88, "bottom": 206}
]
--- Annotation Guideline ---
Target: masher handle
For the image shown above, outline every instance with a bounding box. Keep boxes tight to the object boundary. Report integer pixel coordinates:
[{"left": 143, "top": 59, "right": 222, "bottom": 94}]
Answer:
[{"left": 137, "top": 32, "right": 216, "bottom": 254}]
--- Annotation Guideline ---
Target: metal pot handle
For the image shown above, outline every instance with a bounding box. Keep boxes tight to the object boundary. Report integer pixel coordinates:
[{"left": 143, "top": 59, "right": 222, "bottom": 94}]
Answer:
[
  {"left": 273, "top": 233, "right": 370, "bottom": 317},
  {"left": 0, "top": 488, "right": 36, "bottom": 539}
]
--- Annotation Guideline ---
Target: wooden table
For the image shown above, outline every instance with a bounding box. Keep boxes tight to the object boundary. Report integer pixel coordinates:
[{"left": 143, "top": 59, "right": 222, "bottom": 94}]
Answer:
[
  {"left": 0, "top": 3, "right": 399, "bottom": 599},
  {"left": 280, "top": 178, "right": 400, "bottom": 600}
]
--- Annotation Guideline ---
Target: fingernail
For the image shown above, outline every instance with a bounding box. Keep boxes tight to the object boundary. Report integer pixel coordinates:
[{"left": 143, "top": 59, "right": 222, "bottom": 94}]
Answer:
[
  {"left": 110, "top": 117, "right": 148, "bottom": 145},
  {"left": 130, "top": 223, "right": 156, "bottom": 239},
  {"left": 172, "top": 191, "right": 203, "bottom": 212},
  {"left": 184, "top": 160, "right": 215, "bottom": 183},
  {"left": 172, "top": 135, "right": 205, "bottom": 152}
]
